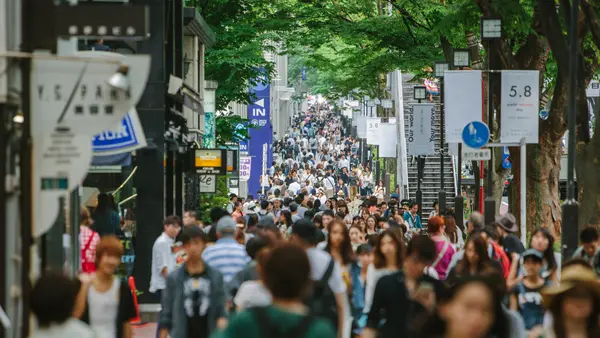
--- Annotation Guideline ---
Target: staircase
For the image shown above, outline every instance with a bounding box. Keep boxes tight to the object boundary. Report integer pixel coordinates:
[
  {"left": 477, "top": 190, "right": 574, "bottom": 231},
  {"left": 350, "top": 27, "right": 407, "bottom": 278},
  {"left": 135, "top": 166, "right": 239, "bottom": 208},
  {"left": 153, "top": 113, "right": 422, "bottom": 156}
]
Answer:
[{"left": 403, "top": 78, "right": 456, "bottom": 225}]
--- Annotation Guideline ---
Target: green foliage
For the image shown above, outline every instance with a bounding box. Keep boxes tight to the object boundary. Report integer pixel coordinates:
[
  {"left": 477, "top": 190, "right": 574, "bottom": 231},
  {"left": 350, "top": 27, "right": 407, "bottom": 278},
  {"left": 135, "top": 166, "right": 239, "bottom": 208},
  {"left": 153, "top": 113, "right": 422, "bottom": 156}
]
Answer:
[
  {"left": 214, "top": 113, "right": 254, "bottom": 147},
  {"left": 198, "top": 175, "right": 230, "bottom": 224}
]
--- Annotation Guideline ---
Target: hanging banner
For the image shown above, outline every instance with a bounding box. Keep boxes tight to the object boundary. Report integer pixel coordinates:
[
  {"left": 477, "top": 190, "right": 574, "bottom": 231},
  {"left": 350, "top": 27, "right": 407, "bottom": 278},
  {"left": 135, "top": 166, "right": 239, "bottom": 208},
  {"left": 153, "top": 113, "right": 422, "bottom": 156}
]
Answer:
[
  {"left": 500, "top": 70, "right": 540, "bottom": 143},
  {"left": 203, "top": 111, "right": 216, "bottom": 148},
  {"left": 444, "top": 70, "right": 483, "bottom": 143},
  {"left": 239, "top": 156, "right": 251, "bottom": 181},
  {"left": 379, "top": 123, "right": 397, "bottom": 157},
  {"left": 356, "top": 115, "right": 367, "bottom": 138},
  {"left": 247, "top": 74, "right": 272, "bottom": 197},
  {"left": 407, "top": 103, "right": 436, "bottom": 156},
  {"left": 366, "top": 117, "right": 381, "bottom": 145},
  {"left": 92, "top": 108, "right": 147, "bottom": 156}
]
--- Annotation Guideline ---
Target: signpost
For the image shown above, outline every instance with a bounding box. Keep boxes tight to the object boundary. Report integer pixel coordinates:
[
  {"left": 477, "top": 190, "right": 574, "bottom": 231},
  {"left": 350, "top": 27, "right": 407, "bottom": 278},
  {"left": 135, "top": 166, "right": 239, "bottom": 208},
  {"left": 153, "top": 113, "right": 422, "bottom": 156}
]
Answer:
[
  {"left": 462, "top": 121, "right": 490, "bottom": 149},
  {"left": 239, "top": 156, "right": 251, "bottom": 181},
  {"left": 500, "top": 70, "right": 540, "bottom": 143},
  {"left": 366, "top": 118, "right": 381, "bottom": 145},
  {"left": 407, "top": 104, "right": 436, "bottom": 156},
  {"left": 194, "top": 149, "right": 227, "bottom": 175}
]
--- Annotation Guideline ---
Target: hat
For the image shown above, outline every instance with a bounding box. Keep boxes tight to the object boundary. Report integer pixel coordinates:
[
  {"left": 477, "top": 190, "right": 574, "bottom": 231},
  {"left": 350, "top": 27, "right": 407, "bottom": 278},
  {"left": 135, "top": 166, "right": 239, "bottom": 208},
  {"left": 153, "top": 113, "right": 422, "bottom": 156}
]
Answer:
[
  {"left": 542, "top": 265, "right": 600, "bottom": 307},
  {"left": 290, "top": 203, "right": 299, "bottom": 212},
  {"left": 521, "top": 249, "right": 544, "bottom": 261},
  {"left": 495, "top": 213, "right": 518, "bottom": 233},
  {"left": 258, "top": 214, "right": 275, "bottom": 226},
  {"left": 246, "top": 201, "right": 257, "bottom": 214},
  {"left": 216, "top": 216, "right": 237, "bottom": 233}
]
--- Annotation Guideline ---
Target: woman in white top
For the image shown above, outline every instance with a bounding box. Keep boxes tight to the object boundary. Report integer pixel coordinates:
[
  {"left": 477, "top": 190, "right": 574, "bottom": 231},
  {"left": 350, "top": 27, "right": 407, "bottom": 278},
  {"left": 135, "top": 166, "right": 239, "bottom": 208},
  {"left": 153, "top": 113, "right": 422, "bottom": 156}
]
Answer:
[
  {"left": 374, "top": 180, "right": 386, "bottom": 203},
  {"left": 74, "top": 236, "right": 136, "bottom": 338},
  {"left": 363, "top": 229, "right": 405, "bottom": 314}
]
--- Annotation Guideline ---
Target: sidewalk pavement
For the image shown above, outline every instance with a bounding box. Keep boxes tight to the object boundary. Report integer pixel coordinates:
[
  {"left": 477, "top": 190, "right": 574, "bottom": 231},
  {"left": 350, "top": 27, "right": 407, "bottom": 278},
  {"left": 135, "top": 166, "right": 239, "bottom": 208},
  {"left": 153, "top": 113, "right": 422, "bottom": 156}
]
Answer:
[{"left": 133, "top": 323, "right": 157, "bottom": 337}]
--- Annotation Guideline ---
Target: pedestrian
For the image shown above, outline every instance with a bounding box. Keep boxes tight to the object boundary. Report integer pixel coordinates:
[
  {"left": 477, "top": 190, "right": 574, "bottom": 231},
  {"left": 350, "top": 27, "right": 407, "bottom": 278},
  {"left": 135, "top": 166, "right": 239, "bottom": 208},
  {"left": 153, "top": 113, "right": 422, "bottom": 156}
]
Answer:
[
  {"left": 403, "top": 202, "right": 422, "bottom": 232},
  {"left": 290, "top": 219, "right": 346, "bottom": 334},
  {"left": 363, "top": 229, "right": 404, "bottom": 314},
  {"left": 202, "top": 216, "right": 251, "bottom": 283},
  {"left": 363, "top": 235, "right": 439, "bottom": 338},
  {"left": 183, "top": 210, "right": 198, "bottom": 228},
  {"left": 31, "top": 272, "right": 95, "bottom": 338},
  {"left": 417, "top": 276, "right": 510, "bottom": 338},
  {"left": 79, "top": 205, "right": 100, "bottom": 274},
  {"left": 509, "top": 249, "right": 548, "bottom": 330},
  {"left": 508, "top": 228, "right": 558, "bottom": 288},
  {"left": 494, "top": 213, "right": 525, "bottom": 261},
  {"left": 158, "top": 226, "right": 228, "bottom": 338},
  {"left": 427, "top": 216, "right": 455, "bottom": 280},
  {"left": 445, "top": 234, "right": 501, "bottom": 286},
  {"left": 149, "top": 216, "right": 182, "bottom": 299},
  {"left": 74, "top": 236, "right": 137, "bottom": 338},
  {"left": 572, "top": 226, "right": 600, "bottom": 275},
  {"left": 532, "top": 265, "right": 600, "bottom": 337},
  {"left": 213, "top": 244, "right": 336, "bottom": 338},
  {"left": 92, "top": 193, "right": 121, "bottom": 236}
]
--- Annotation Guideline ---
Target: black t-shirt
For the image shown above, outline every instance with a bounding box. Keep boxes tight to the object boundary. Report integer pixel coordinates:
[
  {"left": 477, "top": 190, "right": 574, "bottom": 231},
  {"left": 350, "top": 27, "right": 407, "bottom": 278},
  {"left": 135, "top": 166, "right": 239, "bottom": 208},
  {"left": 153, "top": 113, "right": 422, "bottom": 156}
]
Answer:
[
  {"left": 367, "top": 271, "right": 442, "bottom": 338},
  {"left": 185, "top": 269, "right": 210, "bottom": 338},
  {"left": 502, "top": 234, "right": 526, "bottom": 260}
]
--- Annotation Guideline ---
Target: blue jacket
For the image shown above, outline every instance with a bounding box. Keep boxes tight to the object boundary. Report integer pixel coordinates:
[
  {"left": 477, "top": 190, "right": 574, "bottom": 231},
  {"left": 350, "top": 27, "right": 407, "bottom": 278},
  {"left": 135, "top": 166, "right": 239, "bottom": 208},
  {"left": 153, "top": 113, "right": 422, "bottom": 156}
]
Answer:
[{"left": 159, "top": 263, "right": 228, "bottom": 338}]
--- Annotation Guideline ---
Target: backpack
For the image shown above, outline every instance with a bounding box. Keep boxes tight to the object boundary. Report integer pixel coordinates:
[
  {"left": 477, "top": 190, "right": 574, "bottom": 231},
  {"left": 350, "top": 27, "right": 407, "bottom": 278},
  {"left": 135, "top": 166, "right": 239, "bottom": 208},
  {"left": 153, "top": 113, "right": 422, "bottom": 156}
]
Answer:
[
  {"left": 252, "top": 306, "right": 314, "bottom": 338},
  {"left": 306, "top": 258, "right": 338, "bottom": 332},
  {"left": 490, "top": 242, "right": 510, "bottom": 278}
]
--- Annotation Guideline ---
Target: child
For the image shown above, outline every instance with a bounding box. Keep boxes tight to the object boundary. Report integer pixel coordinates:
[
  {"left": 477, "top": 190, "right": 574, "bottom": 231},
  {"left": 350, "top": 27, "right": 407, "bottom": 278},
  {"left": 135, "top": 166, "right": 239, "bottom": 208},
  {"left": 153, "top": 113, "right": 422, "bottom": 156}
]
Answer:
[{"left": 509, "top": 249, "right": 548, "bottom": 331}]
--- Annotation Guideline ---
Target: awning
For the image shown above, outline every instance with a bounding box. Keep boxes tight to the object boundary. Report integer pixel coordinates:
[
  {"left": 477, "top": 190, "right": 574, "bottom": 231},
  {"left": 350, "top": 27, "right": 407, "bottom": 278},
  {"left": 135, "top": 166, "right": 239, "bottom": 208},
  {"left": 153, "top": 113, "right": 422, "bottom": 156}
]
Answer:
[{"left": 183, "top": 7, "right": 216, "bottom": 47}]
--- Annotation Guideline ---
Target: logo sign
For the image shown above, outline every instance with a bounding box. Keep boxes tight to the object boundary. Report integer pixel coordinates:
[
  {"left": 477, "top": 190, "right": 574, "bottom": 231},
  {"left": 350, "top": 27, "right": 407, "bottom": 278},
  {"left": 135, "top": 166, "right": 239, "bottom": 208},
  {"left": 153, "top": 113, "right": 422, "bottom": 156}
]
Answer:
[
  {"left": 381, "top": 99, "right": 393, "bottom": 109},
  {"left": 239, "top": 156, "right": 251, "bottom": 181},
  {"left": 502, "top": 146, "right": 512, "bottom": 169},
  {"left": 500, "top": 70, "right": 540, "bottom": 143},
  {"left": 194, "top": 149, "right": 227, "bottom": 175},
  {"left": 92, "top": 108, "right": 147, "bottom": 156},
  {"left": 407, "top": 104, "right": 436, "bottom": 156},
  {"left": 539, "top": 110, "right": 549, "bottom": 120},
  {"left": 587, "top": 80, "right": 600, "bottom": 98},
  {"left": 235, "top": 123, "right": 249, "bottom": 153},
  {"left": 462, "top": 121, "right": 490, "bottom": 148},
  {"left": 462, "top": 147, "right": 491, "bottom": 161},
  {"left": 228, "top": 177, "right": 239, "bottom": 188},
  {"left": 366, "top": 118, "right": 381, "bottom": 145},
  {"left": 199, "top": 175, "right": 216, "bottom": 193}
]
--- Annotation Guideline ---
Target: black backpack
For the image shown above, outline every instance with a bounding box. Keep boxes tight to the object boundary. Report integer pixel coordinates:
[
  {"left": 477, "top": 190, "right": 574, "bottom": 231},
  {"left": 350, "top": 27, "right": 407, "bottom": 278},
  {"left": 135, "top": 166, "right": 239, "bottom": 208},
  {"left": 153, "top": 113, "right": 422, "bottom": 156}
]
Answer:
[
  {"left": 252, "top": 306, "right": 314, "bottom": 338},
  {"left": 306, "top": 258, "right": 338, "bottom": 332}
]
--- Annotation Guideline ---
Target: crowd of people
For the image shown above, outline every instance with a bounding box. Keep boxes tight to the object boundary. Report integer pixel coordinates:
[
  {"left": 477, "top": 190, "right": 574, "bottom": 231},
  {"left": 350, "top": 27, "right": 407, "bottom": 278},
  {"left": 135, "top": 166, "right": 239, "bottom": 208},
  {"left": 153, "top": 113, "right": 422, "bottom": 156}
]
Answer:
[{"left": 29, "top": 105, "right": 600, "bottom": 338}]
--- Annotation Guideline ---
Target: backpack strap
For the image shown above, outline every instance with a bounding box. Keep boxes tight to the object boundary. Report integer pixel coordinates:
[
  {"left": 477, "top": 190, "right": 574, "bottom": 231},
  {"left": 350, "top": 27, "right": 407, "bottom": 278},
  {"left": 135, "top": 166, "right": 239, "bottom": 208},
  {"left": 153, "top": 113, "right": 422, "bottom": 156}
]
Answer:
[
  {"left": 288, "top": 313, "right": 315, "bottom": 338},
  {"left": 252, "top": 307, "right": 277, "bottom": 338},
  {"left": 321, "top": 258, "right": 335, "bottom": 284}
]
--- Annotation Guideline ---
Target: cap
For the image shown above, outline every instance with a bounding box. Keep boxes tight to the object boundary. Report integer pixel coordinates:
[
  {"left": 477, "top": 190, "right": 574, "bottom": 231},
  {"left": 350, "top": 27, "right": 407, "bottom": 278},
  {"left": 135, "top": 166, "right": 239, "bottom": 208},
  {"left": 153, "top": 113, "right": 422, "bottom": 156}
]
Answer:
[
  {"left": 522, "top": 249, "right": 544, "bottom": 261},
  {"left": 290, "top": 203, "right": 299, "bottom": 212},
  {"left": 216, "top": 216, "right": 237, "bottom": 234}
]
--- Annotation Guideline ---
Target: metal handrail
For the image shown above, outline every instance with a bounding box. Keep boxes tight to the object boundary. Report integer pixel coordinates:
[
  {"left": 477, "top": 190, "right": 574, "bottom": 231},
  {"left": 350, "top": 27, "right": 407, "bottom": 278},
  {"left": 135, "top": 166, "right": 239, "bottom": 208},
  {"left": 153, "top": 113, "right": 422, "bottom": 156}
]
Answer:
[{"left": 451, "top": 154, "right": 458, "bottom": 196}]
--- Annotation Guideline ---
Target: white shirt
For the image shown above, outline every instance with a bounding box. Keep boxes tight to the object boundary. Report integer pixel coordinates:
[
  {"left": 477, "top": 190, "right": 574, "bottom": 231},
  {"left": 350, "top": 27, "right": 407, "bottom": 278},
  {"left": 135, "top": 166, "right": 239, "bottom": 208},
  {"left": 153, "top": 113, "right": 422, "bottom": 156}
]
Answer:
[
  {"left": 32, "top": 319, "right": 95, "bottom": 338},
  {"left": 149, "top": 232, "right": 175, "bottom": 292},
  {"left": 88, "top": 278, "right": 120, "bottom": 338},
  {"left": 323, "top": 176, "right": 336, "bottom": 190},
  {"left": 306, "top": 248, "right": 347, "bottom": 294},
  {"left": 363, "top": 264, "right": 396, "bottom": 313},
  {"left": 234, "top": 281, "right": 272, "bottom": 311}
]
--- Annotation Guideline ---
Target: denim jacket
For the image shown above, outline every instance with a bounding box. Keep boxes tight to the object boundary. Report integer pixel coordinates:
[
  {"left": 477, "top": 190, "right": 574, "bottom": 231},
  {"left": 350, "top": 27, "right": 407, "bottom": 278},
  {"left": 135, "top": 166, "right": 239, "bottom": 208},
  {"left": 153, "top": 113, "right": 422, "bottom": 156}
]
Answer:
[{"left": 159, "top": 263, "right": 227, "bottom": 338}]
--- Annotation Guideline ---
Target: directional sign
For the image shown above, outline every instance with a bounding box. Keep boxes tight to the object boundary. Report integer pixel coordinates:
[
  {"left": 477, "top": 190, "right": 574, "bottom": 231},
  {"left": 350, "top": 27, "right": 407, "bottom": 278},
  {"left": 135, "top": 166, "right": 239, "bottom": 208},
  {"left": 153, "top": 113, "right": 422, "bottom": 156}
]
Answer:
[
  {"left": 55, "top": 4, "right": 150, "bottom": 40},
  {"left": 199, "top": 175, "right": 217, "bottom": 193},
  {"left": 462, "top": 147, "right": 491, "bottom": 161},
  {"left": 462, "top": 121, "right": 490, "bottom": 148}
]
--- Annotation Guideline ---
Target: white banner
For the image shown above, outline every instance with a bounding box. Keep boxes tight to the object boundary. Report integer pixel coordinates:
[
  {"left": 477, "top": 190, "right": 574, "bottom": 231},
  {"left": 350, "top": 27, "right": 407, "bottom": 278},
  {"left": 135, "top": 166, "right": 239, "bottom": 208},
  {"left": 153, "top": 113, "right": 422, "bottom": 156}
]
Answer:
[
  {"left": 407, "top": 104, "right": 436, "bottom": 156},
  {"left": 240, "top": 156, "right": 251, "bottom": 181},
  {"left": 445, "top": 71, "right": 483, "bottom": 142},
  {"left": 357, "top": 115, "right": 367, "bottom": 138},
  {"left": 379, "top": 123, "right": 397, "bottom": 157},
  {"left": 366, "top": 118, "right": 381, "bottom": 145},
  {"left": 500, "top": 70, "right": 540, "bottom": 143}
]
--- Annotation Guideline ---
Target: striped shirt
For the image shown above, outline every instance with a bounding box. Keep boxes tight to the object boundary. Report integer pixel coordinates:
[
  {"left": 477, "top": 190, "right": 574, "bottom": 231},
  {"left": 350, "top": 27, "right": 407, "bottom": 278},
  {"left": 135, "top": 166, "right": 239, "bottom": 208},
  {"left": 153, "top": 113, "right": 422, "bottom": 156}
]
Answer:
[{"left": 202, "top": 237, "right": 250, "bottom": 283}]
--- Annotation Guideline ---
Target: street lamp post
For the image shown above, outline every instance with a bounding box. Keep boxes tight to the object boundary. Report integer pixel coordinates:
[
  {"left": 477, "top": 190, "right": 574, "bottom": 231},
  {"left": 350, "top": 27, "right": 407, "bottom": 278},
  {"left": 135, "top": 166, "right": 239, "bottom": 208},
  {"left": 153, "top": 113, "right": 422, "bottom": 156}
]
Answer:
[
  {"left": 452, "top": 48, "right": 471, "bottom": 228},
  {"left": 434, "top": 61, "right": 450, "bottom": 214},
  {"left": 563, "top": 0, "right": 579, "bottom": 258},
  {"left": 414, "top": 86, "right": 427, "bottom": 217},
  {"left": 481, "top": 17, "right": 502, "bottom": 226}
]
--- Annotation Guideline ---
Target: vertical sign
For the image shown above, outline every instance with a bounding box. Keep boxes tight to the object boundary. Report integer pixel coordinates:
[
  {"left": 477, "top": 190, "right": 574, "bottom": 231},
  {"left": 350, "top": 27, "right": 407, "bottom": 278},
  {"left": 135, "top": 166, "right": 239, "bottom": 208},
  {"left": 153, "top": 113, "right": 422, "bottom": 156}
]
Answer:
[
  {"left": 239, "top": 156, "right": 251, "bottom": 181},
  {"left": 203, "top": 111, "right": 216, "bottom": 148},
  {"left": 379, "top": 123, "right": 397, "bottom": 157},
  {"left": 500, "top": 70, "right": 540, "bottom": 143},
  {"left": 406, "top": 104, "right": 436, "bottom": 155},
  {"left": 235, "top": 123, "right": 249, "bottom": 154},
  {"left": 247, "top": 76, "right": 271, "bottom": 197},
  {"left": 366, "top": 118, "right": 381, "bottom": 145},
  {"left": 444, "top": 70, "right": 483, "bottom": 142}
]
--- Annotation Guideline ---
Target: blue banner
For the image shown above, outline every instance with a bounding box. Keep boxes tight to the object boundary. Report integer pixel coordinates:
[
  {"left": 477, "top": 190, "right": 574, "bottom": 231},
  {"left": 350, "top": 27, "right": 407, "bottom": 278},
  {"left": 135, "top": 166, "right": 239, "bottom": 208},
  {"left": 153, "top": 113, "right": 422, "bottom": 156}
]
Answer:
[
  {"left": 248, "top": 79, "right": 272, "bottom": 198},
  {"left": 302, "top": 67, "right": 307, "bottom": 81},
  {"left": 92, "top": 109, "right": 147, "bottom": 156},
  {"left": 502, "top": 146, "right": 512, "bottom": 169},
  {"left": 236, "top": 123, "right": 249, "bottom": 153}
]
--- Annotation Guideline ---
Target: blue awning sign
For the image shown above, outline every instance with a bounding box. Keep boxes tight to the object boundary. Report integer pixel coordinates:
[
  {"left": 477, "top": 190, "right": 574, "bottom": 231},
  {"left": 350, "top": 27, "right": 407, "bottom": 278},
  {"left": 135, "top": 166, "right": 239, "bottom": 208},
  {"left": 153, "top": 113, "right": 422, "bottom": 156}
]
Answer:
[{"left": 92, "top": 108, "right": 147, "bottom": 156}]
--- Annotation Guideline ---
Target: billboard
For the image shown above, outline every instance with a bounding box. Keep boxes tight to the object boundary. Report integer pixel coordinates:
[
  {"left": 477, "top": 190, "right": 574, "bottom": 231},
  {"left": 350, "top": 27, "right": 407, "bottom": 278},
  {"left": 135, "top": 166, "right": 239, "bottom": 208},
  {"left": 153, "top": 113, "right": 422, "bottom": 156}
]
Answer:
[{"left": 247, "top": 78, "right": 272, "bottom": 197}]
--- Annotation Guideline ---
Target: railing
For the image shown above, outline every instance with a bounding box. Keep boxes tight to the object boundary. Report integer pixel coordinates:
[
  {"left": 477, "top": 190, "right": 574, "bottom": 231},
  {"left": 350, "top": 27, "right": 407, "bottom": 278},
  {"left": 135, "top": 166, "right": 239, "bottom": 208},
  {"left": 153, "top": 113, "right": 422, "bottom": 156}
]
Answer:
[{"left": 451, "top": 154, "right": 458, "bottom": 196}]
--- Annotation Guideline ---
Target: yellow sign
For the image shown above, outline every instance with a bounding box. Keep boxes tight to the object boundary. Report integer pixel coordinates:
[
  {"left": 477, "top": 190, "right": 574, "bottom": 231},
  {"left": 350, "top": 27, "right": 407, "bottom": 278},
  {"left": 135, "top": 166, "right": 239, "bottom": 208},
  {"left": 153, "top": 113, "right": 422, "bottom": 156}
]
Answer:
[{"left": 195, "top": 149, "right": 223, "bottom": 168}]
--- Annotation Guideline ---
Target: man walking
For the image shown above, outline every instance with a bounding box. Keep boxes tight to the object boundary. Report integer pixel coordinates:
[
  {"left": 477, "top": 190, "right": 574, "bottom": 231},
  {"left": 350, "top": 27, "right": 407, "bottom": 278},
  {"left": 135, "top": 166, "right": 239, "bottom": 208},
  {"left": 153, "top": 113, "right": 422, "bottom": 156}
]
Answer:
[{"left": 202, "top": 216, "right": 251, "bottom": 283}]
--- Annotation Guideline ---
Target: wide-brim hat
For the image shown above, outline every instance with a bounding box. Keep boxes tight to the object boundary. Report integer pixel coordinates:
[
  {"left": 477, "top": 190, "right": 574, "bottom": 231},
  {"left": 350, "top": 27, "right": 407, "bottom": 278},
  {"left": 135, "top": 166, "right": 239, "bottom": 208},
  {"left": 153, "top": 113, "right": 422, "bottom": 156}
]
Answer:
[
  {"left": 495, "top": 213, "right": 518, "bottom": 233},
  {"left": 541, "top": 265, "right": 600, "bottom": 307}
]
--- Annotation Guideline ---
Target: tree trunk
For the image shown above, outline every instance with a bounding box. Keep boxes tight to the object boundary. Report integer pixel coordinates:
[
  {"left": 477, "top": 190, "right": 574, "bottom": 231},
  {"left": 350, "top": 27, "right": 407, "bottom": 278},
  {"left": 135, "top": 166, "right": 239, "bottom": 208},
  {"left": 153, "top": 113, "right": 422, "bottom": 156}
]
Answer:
[
  {"left": 577, "top": 97, "right": 600, "bottom": 226},
  {"left": 509, "top": 135, "right": 563, "bottom": 238}
]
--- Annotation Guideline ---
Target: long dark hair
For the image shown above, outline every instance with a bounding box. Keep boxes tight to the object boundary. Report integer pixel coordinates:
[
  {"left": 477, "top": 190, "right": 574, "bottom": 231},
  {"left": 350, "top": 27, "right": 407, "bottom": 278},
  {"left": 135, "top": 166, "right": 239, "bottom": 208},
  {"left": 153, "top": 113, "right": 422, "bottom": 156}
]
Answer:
[
  {"left": 530, "top": 228, "right": 557, "bottom": 271},
  {"left": 325, "top": 220, "right": 355, "bottom": 265},
  {"left": 95, "top": 193, "right": 111, "bottom": 214},
  {"left": 456, "top": 235, "right": 494, "bottom": 276},
  {"left": 417, "top": 276, "right": 509, "bottom": 338},
  {"left": 373, "top": 228, "right": 405, "bottom": 269},
  {"left": 280, "top": 210, "right": 293, "bottom": 228}
]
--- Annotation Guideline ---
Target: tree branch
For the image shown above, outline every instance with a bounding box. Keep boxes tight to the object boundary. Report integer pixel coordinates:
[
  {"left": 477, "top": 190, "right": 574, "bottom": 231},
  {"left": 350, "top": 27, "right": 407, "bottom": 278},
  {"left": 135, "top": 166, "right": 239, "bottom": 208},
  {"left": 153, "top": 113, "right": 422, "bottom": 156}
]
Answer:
[
  {"left": 581, "top": 0, "right": 600, "bottom": 51},
  {"left": 537, "top": 0, "right": 569, "bottom": 75}
]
